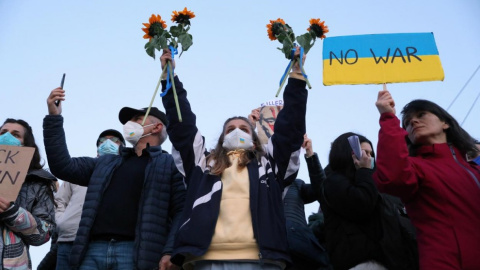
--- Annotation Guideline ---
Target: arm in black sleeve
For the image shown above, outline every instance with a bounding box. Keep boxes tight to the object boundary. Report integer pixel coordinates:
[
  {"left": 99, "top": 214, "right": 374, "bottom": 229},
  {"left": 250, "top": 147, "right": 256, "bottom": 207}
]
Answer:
[
  {"left": 270, "top": 78, "right": 308, "bottom": 187},
  {"left": 161, "top": 76, "right": 206, "bottom": 182},
  {"left": 305, "top": 152, "right": 327, "bottom": 202},
  {"left": 43, "top": 115, "right": 96, "bottom": 186}
]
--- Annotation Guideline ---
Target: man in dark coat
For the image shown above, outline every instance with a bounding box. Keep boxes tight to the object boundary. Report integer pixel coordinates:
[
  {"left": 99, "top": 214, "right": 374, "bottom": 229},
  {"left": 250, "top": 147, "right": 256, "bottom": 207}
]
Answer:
[{"left": 43, "top": 88, "right": 185, "bottom": 270}]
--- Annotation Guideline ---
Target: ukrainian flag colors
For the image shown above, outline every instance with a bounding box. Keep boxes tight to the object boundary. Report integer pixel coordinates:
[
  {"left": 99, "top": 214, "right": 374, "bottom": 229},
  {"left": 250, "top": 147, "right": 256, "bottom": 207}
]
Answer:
[{"left": 323, "top": 33, "right": 444, "bottom": 86}]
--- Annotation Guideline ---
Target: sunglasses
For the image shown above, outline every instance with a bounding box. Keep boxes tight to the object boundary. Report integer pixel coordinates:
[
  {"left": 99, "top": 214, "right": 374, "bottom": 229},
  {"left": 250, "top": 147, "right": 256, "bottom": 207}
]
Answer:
[{"left": 98, "top": 137, "right": 123, "bottom": 145}]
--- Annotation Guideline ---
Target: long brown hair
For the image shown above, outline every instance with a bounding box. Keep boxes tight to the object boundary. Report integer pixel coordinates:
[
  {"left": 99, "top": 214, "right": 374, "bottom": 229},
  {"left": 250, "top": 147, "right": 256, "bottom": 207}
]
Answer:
[
  {"left": 208, "top": 116, "right": 265, "bottom": 175},
  {"left": 2, "top": 118, "right": 43, "bottom": 170}
]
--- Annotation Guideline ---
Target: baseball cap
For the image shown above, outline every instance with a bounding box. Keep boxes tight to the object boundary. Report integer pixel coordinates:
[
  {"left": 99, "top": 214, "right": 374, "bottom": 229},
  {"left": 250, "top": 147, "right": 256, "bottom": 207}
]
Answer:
[{"left": 118, "top": 107, "right": 168, "bottom": 126}]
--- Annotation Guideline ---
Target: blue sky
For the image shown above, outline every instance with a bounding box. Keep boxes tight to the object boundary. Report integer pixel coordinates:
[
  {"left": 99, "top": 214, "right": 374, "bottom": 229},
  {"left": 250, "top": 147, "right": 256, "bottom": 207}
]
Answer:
[{"left": 1, "top": 0, "right": 479, "bottom": 267}]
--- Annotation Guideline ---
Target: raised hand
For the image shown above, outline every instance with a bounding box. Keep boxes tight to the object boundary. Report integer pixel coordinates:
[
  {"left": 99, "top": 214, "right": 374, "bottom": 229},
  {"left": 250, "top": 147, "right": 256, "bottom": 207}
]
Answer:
[
  {"left": 248, "top": 108, "right": 260, "bottom": 127},
  {"left": 302, "top": 134, "right": 314, "bottom": 158},
  {"left": 375, "top": 90, "right": 396, "bottom": 115},
  {"left": 46, "top": 87, "right": 65, "bottom": 115}
]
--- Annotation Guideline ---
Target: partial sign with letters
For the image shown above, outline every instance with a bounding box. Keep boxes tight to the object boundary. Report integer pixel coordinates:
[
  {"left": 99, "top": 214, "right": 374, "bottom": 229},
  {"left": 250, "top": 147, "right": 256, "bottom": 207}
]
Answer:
[
  {"left": 0, "top": 145, "right": 35, "bottom": 202},
  {"left": 323, "top": 32, "right": 444, "bottom": 85},
  {"left": 256, "top": 99, "right": 283, "bottom": 145}
]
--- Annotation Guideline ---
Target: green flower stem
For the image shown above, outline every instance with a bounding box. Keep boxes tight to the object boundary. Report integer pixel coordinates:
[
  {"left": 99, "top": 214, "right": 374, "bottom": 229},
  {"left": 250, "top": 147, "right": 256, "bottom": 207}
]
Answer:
[
  {"left": 276, "top": 59, "right": 295, "bottom": 97},
  {"left": 142, "top": 63, "right": 169, "bottom": 126},
  {"left": 168, "top": 61, "right": 182, "bottom": 122},
  {"left": 300, "top": 65, "right": 312, "bottom": 89},
  {"left": 284, "top": 31, "right": 295, "bottom": 47}
]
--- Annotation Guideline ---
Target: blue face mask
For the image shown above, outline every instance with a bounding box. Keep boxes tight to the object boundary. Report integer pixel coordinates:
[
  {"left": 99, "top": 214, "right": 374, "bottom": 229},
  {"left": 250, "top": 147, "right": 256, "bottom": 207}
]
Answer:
[
  {"left": 370, "top": 157, "right": 375, "bottom": 169},
  {"left": 473, "top": 156, "right": 480, "bottom": 165},
  {"left": 0, "top": 132, "right": 22, "bottom": 146},
  {"left": 97, "top": 139, "right": 120, "bottom": 156}
]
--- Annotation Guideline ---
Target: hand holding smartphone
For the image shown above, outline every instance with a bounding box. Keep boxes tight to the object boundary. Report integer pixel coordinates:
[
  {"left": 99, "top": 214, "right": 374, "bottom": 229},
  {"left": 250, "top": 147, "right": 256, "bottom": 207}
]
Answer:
[
  {"left": 56, "top": 73, "right": 65, "bottom": 106},
  {"left": 348, "top": 135, "right": 362, "bottom": 159}
]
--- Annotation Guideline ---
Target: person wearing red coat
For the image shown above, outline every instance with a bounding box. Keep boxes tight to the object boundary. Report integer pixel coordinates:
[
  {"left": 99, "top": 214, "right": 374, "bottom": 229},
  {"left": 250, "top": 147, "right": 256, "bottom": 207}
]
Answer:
[{"left": 373, "top": 90, "right": 480, "bottom": 270}]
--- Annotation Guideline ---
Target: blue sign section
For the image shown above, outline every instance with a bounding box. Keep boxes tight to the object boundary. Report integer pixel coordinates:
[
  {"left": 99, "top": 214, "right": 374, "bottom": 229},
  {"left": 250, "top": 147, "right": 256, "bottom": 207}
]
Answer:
[{"left": 323, "top": 33, "right": 440, "bottom": 59}]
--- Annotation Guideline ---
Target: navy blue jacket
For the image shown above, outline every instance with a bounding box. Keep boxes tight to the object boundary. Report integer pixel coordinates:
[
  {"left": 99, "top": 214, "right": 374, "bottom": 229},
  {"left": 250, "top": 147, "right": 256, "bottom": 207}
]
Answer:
[
  {"left": 43, "top": 115, "right": 186, "bottom": 270},
  {"left": 161, "top": 76, "right": 307, "bottom": 266}
]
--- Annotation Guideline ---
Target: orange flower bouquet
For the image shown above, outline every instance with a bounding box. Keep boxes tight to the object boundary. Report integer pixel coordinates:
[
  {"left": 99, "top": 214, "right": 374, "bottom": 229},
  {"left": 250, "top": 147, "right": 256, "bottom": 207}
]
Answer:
[
  {"left": 141, "top": 8, "right": 195, "bottom": 122},
  {"left": 267, "top": 18, "right": 329, "bottom": 97}
]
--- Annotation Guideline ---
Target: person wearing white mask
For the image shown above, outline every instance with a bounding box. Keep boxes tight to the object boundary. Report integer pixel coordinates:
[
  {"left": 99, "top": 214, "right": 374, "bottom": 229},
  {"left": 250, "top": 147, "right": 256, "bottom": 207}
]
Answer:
[
  {"left": 43, "top": 90, "right": 186, "bottom": 270},
  {"left": 160, "top": 47, "right": 308, "bottom": 270}
]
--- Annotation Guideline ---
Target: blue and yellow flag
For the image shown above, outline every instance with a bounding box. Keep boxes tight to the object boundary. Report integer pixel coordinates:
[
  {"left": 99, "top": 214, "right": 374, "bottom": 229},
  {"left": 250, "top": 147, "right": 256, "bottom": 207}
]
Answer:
[{"left": 323, "top": 33, "right": 444, "bottom": 86}]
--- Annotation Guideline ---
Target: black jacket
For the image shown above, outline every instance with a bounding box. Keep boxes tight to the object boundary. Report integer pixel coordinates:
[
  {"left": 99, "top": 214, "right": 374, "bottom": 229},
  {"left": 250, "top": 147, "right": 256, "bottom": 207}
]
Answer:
[
  {"left": 320, "top": 169, "right": 383, "bottom": 270},
  {"left": 162, "top": 76, "right": 308, "bottom": 267},
  {"left": 43, "top": 115, "right": 186, "bottom": 269}
]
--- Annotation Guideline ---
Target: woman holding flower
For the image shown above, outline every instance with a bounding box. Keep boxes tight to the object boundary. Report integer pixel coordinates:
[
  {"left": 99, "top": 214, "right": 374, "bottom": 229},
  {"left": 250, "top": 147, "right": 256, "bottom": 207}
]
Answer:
[{"left": 160, "top": 47, "right": 308, "bottom": 270}]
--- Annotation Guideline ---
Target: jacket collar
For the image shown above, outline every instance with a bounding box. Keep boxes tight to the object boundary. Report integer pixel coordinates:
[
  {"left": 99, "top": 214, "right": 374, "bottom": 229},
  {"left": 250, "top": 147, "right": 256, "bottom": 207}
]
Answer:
[
  {"left": 120, "top": 144, "right": 164, "bottom": 158},
  {"left": 416, "top": 143, "right": 456, "bottom": 158},
  {"left": 27, "top": 169, "right": 57, "bottom": 181}
]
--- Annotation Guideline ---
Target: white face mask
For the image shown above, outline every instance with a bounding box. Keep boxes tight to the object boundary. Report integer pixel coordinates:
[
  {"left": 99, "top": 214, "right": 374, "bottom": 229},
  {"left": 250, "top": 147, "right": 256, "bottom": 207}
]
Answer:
[
  {"left": 123, "top": 121, "right": 155, "bottom": 146},
  {"left": 222, "top": 128, "right": 254, "bottom": 150}
]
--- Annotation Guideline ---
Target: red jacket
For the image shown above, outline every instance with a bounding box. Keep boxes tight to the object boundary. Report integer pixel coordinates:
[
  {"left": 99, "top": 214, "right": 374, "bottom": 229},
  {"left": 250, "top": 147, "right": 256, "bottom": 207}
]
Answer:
[{"left": 373, "top": 113, "right": 480, "bottom": 270}]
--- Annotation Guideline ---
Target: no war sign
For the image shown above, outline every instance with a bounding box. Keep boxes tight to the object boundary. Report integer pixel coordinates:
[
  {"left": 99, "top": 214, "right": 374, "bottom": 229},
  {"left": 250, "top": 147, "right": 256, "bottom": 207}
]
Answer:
[
  {"left": 323, "top": 33, "right": 445, "bottom": 85},
  {"left": 0, "top": 145, "right": 34, "bottom": 202}
]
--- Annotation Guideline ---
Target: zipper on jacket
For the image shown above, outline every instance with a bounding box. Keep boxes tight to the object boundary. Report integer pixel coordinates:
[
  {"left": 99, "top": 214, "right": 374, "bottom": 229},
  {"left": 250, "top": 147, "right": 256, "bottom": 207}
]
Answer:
[
  {"left": 133, "top": 158, "right": 151, "bottom": 268},
  {"left": 258, "top": 252, "right": 264, "bottom": 266},
  {"left": 450, "top": 146, "right": 480, "bottom": 190},
  {"left": 252, "top": 164, "right": 265, "bottom": 267}
]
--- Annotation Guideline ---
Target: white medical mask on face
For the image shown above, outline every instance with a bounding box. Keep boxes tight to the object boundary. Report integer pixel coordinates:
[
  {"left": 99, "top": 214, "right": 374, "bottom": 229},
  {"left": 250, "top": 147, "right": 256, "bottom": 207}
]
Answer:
[
  {"left": 97, "top": 139, "right": 120, "bottom": 156},
  {"left": 222, "top": 128, "right": 254, "bottom": 150},
  {"left": 123, "top": 121, "right": 155, "bottom": 146},
  {"left": 0, "top": 132, "right": 22, "bottom": 146}
]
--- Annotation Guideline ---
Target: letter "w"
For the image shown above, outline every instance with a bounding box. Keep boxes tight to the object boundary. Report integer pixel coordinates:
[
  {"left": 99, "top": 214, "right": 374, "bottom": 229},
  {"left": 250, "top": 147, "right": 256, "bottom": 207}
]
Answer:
[
  {"left": 0, "top": 170, "right": 21, "bottom": 184},
  {"left": 370, "top": 48, "right": 390, "bottom": 64}
]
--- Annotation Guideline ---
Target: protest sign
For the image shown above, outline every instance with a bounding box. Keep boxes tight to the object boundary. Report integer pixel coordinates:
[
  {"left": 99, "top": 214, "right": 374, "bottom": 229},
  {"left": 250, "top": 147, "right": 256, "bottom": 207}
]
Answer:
[
  {"left": 256, "top": 100, "right": 283, "bottom": 145},
  {"left": 0, "top": 145, "right": 34, "bottom": 202},
  {"left": 323, "top": 32, "right": 444, "bottom": 85}
]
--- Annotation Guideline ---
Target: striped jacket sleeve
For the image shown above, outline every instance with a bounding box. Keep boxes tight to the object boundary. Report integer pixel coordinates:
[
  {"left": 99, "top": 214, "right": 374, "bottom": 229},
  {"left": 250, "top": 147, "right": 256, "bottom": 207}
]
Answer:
[
  {"left": 162, "top": 76, "right": 208, "bottom": 184},
  {"left": 269, "top": 77, "right": 308, "bottom": 187}
]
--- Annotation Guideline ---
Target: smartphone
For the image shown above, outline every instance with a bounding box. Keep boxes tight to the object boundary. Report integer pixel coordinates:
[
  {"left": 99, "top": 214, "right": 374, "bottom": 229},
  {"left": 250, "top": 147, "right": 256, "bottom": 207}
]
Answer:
[
  {"left": 347, "top": 135, "right": 362, "bottom": 159},
  {"left": 56, "top": 73, "right": 65, "bottom": 106}
]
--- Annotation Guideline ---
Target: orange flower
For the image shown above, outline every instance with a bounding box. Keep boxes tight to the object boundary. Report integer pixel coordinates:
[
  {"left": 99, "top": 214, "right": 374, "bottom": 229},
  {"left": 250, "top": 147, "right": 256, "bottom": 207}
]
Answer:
[
  {"left": 307, "top": 18, "right": 329, "bottom": 39},
  {"left": 142, "top": 14, "right": 167, "bottom": 39},
  {"left": 266, "top": 18, "right": 286, "bottom": 41},
  {"left": 171, "top": 7, "right": 195, "bottom": 25}
]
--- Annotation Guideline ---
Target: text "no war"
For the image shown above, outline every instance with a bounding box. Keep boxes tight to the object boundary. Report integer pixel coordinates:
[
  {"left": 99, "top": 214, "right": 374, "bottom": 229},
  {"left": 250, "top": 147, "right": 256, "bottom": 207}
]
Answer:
[{"left": 329, "top": 47, "right": 422, "bottom": 65}]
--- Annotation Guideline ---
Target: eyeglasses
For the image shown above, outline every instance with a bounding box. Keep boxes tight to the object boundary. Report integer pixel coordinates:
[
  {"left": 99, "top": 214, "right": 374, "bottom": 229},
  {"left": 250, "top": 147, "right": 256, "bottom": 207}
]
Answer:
[{"left": 98, "top": 137, "right": 123, "bottom": 145}]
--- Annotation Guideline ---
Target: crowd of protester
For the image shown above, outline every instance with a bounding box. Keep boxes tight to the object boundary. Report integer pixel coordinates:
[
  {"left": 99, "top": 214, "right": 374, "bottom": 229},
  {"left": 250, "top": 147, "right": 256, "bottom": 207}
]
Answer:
[{"left": 1, "top": 46, "right": 479, "bottom": 270}]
